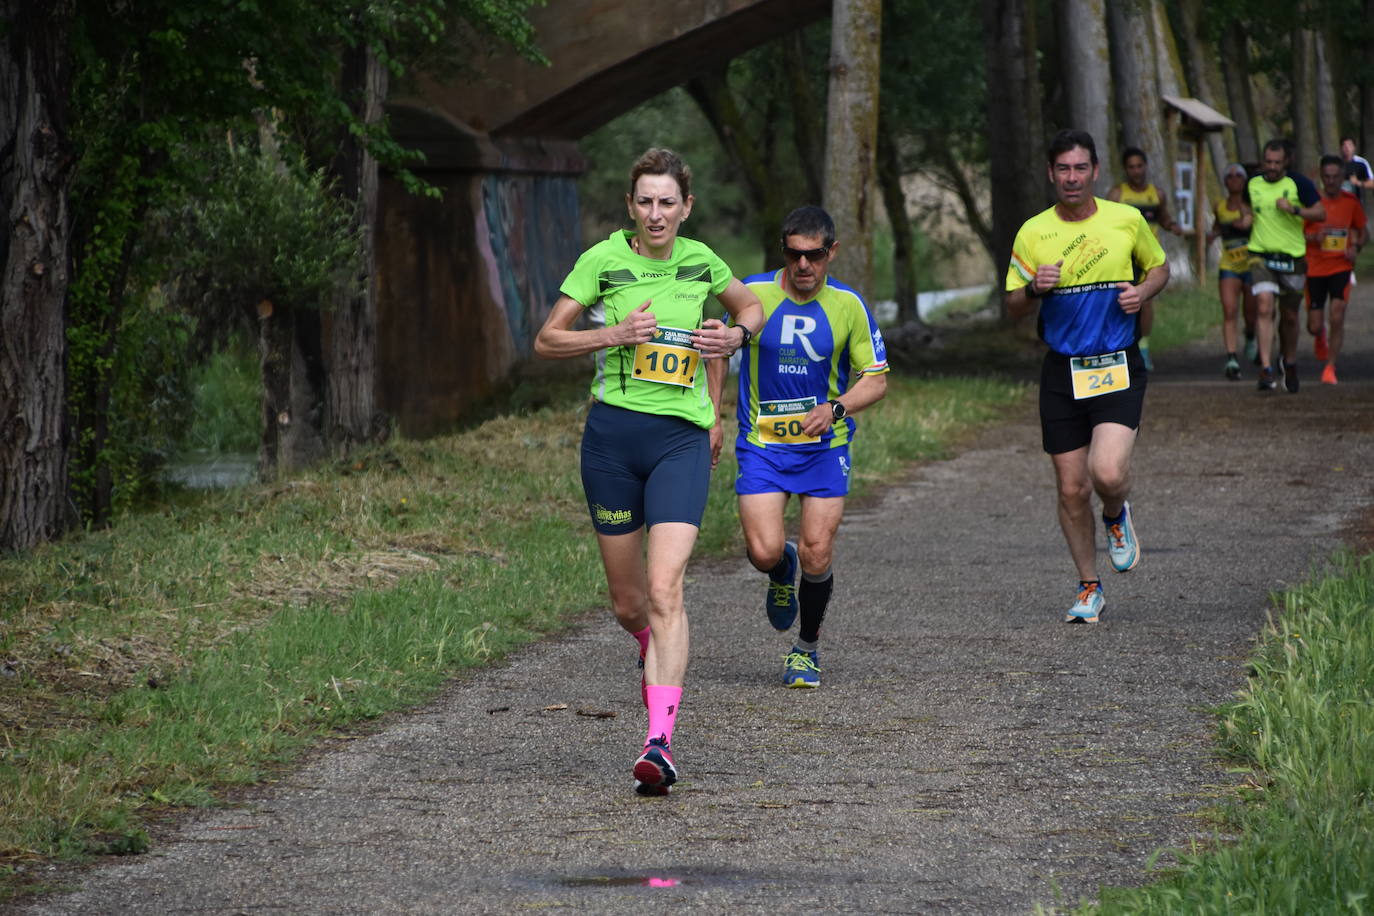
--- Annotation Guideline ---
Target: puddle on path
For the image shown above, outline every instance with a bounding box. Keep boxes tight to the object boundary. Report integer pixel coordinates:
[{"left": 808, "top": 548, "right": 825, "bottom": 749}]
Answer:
[{"left": 544, "top": 868, "right": 772, "bottom": 891}]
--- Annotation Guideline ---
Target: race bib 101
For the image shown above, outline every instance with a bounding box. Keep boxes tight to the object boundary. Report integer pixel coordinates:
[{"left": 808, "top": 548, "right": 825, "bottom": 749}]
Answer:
[{"left": 632, "top": 327, "right": 700, "bottom": 388}]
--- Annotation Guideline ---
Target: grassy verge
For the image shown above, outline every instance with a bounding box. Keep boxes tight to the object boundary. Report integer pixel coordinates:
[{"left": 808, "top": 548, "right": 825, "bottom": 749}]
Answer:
[
  {"left": 1147, "top": 284, "right": 1223, "bottom": 354},
  {"left": 1074, "top": 553, "right": 1374, "bottom": 913},
  {"left": 0, "top": 369, "right": 1026, "bottom": 894}
]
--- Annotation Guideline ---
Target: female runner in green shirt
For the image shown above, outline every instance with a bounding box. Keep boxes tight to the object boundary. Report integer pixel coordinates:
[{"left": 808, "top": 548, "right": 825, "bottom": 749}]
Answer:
[{"left": 535, "top": 148, "right": 763, "bottom": 795}]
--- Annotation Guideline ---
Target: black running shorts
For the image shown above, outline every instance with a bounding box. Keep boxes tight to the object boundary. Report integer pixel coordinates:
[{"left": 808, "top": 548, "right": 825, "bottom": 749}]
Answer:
[
  {"left": 579, "top": 400, "right": 711, "bottom": 535},
  {"left": 1039, "top": 347, "right": 1148, "bottom": 455},
  {"left": 1305, "top": 271, "right": 1352, "bottom": 310}
]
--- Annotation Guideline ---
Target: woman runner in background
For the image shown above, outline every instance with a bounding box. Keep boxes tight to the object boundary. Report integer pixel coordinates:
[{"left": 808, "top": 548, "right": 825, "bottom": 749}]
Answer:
[{"left": 1208, "top": 163, "right": 1258, "bottom": 378}]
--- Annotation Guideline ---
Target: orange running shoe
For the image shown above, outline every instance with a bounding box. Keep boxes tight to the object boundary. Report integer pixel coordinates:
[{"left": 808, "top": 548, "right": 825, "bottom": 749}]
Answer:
[
  {"left": 1321, "top": 363, "right": 1337, "bottom": 385},
  {"left": 1314, "top": 329, "right": 1329, "bottom": 362}
]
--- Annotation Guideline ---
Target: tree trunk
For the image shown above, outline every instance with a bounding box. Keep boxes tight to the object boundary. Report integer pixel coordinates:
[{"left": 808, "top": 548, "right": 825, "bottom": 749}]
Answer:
[
  {"left": 1220, "top": 26, "right": 1260, "bottom": 164},
  {"left": 783, "top": 30, "right": 824, "bottom": 206},
  {"left": 1058, "top": 0, "right": 1113, "bottom": 196},
  {"left": 876, "top": 116, "right": 920, "bottom": 326},
  {"left": 326, "top": 41, "right": 389, "bottom": 454},
  {"left": 258, "top": 299, "right": 290, "bottom": 482},
  {"left": 1291, "top": 30, "right": 1320, "bottom": 174},
  {"left": 983, "top": 0, "right": 1046, "bottom": 315},
  {"left": 1313, "top": 30, "right": 1340, "bottom": 160},
  {"left": 1364, "top": 0, "right": 1374, "bottom": 153},
  {"left": 0, "top": 0, "right": 74, "bottom": 552},
  {"left": 1109, "top": 0, "right": 1166, "bottom": 171},
  {"left": 822, "top": 0, "right": 882, "bottom": 298},
  {"left": 922, "top": 133, "right": 995, "bottom": 263},
  {"left": 686, "top": 70, "right": 791, "bottom": 271},
  {"left": 1149, "top": 0, "right": 1196, "bottom": 282},
  {"left": 1176, "top": 0, "right": 1235, "bottom": 180},
  {"left": 287, "top": 305, "right": 327, "bottom": 471},
  {"left": 258, "top": 298, "right": 327, "bottom": 482}
]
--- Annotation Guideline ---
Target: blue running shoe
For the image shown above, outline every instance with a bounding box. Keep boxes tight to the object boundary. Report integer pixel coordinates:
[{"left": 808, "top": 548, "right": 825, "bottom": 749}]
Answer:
[
  {"left": 766, "top": 541, "right": 800, "bottom": 631},
  {"left": 1065, "top": 581, "right": 1104, "bottom": 624},
  {"left": 633, "top": 737, "right": 677, "bottom": 796},
  {"left": 783, "top": 650, "right": 820, "bottom": 688},
  {"left": 1105, "top": 501, "right": 1140, "bottom": 572}
]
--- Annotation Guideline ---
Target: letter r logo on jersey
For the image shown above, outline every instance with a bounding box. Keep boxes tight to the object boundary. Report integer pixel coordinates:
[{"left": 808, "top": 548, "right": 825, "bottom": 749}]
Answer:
[{"left": 780, "top": 314, "right": 825, "bottom": 362}]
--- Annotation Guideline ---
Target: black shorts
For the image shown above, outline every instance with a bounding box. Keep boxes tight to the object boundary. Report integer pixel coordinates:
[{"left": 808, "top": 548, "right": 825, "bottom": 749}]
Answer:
[
  {"left": 579, "top": 401, "right": 711, "bottom": 535},
  {"left": 1306, "top": 271, "right": 1352, "bottom": 310},
  {"left": 1039, "top": 347, "right": 1148, "bottom": 454}
]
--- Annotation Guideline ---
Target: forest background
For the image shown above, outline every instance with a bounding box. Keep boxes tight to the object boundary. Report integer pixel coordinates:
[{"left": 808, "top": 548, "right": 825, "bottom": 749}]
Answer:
[{"left": 2, "top": 0, "right": 1373, "bottom": 554}]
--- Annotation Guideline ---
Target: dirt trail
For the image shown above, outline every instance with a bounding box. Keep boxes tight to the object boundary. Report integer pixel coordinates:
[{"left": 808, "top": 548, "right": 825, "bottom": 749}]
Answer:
[{"left": 15, "top": 287, "right": 1374, "bottom": 914}]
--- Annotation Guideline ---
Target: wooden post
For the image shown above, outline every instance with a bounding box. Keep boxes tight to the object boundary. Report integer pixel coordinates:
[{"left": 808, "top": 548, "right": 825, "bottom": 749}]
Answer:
[{"left": 1194, "top": 135, "right": 1207, "bottom": 284}]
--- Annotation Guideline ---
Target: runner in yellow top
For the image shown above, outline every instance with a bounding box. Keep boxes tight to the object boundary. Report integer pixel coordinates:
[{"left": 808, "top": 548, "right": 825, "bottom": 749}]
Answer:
[
  {"left": 1206, "top": 163, "right": 1258, "bottom": 379},
  {"left": 1007, "top": 129, "right": 1170, "bottom": 625},
  {"left": 1108, "top": 147, "right": 1185, "bottom": 370},
  {"left": 535, "top": 148, "right": 764, "bottom": 796}
]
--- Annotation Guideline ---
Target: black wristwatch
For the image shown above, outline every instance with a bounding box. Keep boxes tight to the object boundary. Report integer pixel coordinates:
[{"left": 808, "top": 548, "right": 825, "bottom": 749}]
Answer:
[
  {"left": 735, "top": 324, "right": 753, "bottom": 351},
  {"left": 830, "top": 400, "right": 847, "bottom": 421}
]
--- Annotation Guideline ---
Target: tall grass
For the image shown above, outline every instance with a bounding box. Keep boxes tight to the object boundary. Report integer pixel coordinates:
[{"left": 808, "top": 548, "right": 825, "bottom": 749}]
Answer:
[
  {"left": 1078, "top": 554, "right": 1374, "bottom": 914},
  {"left": 1147, "top": 284, "right": 1225, "bottom": 355}
]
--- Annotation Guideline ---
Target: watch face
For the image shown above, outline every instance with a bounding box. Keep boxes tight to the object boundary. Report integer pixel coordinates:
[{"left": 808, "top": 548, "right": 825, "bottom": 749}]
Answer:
[{"left": 832, "top": 402, "right": 846, "bottom": 419}]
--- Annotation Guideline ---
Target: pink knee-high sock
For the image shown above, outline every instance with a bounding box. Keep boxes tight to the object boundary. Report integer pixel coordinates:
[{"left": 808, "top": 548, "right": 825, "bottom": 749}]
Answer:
[
  {"left": 632, "top": 626, "right": 651, "bottom": 659},
  {"left": 644, "top": 685, "right": 682, "bottom": 747},
  {"left": 633, "top": 626, "right": 651, "bottom": 708}
]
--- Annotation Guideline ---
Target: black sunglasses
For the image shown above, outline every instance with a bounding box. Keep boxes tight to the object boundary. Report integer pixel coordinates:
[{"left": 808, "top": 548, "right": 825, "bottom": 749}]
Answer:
[{"left": 782, "top": 244, "right": 832, "bottom": 262}]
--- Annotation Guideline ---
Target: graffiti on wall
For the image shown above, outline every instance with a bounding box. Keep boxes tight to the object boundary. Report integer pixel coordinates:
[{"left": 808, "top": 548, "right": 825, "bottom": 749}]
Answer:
[{"left": 479, "top": 173, "right": 583, "bottom": 355}]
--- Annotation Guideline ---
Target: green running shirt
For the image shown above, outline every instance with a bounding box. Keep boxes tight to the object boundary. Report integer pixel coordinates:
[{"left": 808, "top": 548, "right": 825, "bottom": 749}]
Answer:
[
  {"left": 560, "top": 230, "right": 733, "bottom": 429},
  {"left": 1247, "top": 173, "right": 1320, "bottom": 258}
]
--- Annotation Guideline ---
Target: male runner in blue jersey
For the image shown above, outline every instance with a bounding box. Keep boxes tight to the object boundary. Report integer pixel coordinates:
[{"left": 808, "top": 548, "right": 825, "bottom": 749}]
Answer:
[
  {"left": 709, "top": 206, "right": 888, "bottom": 686},
  {"left": 1006, "top": 129, "right": 1170, "bottom": 624}
]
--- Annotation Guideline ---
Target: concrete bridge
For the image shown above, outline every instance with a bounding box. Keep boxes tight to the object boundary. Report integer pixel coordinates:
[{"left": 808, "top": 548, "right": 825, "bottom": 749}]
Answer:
[{"left": 375, "top": 0, "right": 830, "bottom": 435}]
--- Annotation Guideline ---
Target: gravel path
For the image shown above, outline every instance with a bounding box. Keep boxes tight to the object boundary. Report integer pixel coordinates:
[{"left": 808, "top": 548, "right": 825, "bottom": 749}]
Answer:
[{"left": 16, "top": 288, "right": 1374, "bottom": 914}]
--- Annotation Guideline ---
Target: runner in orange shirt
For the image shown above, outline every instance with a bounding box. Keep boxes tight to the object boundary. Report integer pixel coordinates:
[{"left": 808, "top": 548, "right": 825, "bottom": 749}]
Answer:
[{"left": 1304, "top": 155, "right": 1368, "bottom": 384}]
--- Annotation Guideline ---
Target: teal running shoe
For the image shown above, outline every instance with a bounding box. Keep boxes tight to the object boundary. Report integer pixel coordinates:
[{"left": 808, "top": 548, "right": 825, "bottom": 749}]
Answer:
[
  {"left": 1105, "top": 501, "right": 1140, "bottom": 572},
  {"left": 783, "top": 649, "right": 820, "bottom": 688},
  {"left": 766, "top": 541, "right": 800, "bottom": 631},
  {"left": 1065, "top": 581, "right": 1104, "bottom": 624}
]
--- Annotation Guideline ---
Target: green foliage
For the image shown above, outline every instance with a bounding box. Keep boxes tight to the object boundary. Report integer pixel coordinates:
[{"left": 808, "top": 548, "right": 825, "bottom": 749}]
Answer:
[
  {"left": 174, "top": 143, "right": 362, "bottom": 314},
  {"left": 577, "top": 87, "right": 753, "bottom": 245},
  {"left": 178, "top": 335, "right": 262, "bottom": 455},
  {"left": 881, "top": 0, "right": 987, "bottom": 147},
  {"left": 59, "top": 0, "right": 548, "bottom": 527}
]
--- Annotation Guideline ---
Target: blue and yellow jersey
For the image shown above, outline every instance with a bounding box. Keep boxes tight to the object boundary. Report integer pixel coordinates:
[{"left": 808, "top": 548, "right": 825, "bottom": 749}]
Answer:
[
  {"left": 1006, "top": 198, "right": 1167, "bottom": 357},
  {"left": 734, "top": 271, "right": 888, "bottom": 451}
]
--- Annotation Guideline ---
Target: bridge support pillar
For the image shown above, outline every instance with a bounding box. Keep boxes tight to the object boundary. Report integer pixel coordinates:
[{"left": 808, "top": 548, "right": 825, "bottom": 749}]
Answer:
[{"left": 375, "top": 120, "right": 585, "bottom": 437}]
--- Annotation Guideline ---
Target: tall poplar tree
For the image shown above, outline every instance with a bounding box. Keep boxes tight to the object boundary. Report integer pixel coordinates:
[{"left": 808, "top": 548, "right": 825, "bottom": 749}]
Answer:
[
  {"left": 0, "top": 1, "right": 75, "bottom": 552},
  {"left": 822, "top": 0, "right": 883, "bottom": 298},
  {"left": 983, "top": 0, "right": 1046, "bottom": 316}
]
